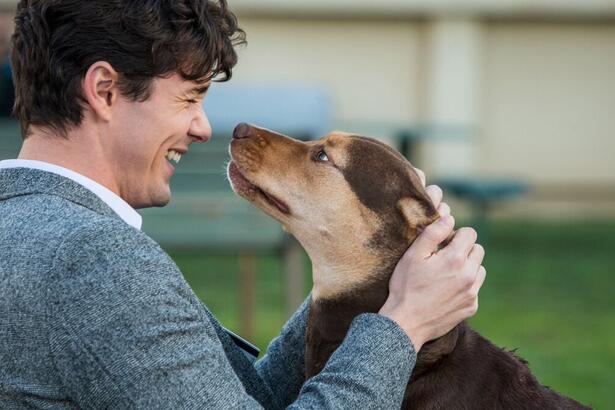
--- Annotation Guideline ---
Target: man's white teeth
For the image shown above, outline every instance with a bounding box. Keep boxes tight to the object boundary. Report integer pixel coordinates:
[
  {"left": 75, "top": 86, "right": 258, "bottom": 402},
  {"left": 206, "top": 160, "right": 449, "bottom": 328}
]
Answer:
[{"left": 166, "top": 150, "right": 182, "bottom": 164}]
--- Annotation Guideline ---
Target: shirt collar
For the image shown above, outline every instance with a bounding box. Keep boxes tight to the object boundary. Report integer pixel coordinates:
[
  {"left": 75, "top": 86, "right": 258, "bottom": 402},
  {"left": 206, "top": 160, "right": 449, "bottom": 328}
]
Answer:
[{"left": 0, "top": 159, "right": 142, "bottom": 230}]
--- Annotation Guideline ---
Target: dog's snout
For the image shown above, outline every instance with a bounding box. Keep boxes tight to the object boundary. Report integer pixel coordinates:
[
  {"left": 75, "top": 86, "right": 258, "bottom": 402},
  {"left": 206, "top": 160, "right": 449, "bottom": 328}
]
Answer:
[{"left": 233, "top": 123, "right": 252, "bottom": 140}]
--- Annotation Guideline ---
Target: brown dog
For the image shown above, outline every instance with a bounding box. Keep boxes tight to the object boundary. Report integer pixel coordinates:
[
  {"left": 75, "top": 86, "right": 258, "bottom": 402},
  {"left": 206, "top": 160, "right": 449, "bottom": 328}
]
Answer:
[{"left": 227, "top": 123, "right": 590, "bottom": 409}]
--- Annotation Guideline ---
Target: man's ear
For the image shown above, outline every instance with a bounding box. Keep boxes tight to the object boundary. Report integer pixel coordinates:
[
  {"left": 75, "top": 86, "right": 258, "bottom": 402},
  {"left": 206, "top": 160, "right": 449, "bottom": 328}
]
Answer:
[
  {"left": 82, "top": 61, "right": 119, "bottom": 123},
  {"left": 397, "top": 197, "right": 439, "bottom": 242}
]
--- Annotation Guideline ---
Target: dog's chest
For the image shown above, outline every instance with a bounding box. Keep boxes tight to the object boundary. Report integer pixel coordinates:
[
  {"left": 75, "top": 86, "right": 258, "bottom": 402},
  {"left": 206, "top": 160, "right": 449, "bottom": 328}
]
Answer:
[{"left": 304, "top": 285, "right": 389, "bottom": 378}]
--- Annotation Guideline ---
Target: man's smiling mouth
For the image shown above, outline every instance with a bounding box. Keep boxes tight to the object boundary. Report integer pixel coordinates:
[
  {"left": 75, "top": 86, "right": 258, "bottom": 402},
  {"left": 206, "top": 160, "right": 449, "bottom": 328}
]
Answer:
[{"left": 165, "top": 149, "right": 182, "bottom": 164}]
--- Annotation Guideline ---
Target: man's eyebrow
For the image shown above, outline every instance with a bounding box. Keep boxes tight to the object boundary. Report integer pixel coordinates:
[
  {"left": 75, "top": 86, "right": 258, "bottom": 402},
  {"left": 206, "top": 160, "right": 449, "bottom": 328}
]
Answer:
[{"left": 190, "top": 84, "right": 210, "bottom": 96}]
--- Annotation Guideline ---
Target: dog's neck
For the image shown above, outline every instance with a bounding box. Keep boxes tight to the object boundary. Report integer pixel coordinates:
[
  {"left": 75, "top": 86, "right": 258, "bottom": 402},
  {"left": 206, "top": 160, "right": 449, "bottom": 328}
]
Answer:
[
  {"left": 311, "top": 263, "right": 380, "bottom": 301},
  {"left": 304, "top": 236, "right": 385, "bottom": 300},
  {"left": 307, "top": 257, "right": 460, "bottom": 380}
]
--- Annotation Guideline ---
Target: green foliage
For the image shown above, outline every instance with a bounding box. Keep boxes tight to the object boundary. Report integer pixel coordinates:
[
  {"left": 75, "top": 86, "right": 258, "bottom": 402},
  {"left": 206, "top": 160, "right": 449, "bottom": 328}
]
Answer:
[{"left": 171, "top": 219, "right": 615, "bottom": 409}]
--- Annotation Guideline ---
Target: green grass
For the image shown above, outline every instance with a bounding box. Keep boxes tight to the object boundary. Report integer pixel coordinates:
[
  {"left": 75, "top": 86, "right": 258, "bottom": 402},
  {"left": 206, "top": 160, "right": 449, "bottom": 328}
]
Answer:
[
  {"left": 170, "top": 219, "right": 615, "bottom": 409},
  {"left": 468, "top": 219, "right": 615, "bottom": 408}
]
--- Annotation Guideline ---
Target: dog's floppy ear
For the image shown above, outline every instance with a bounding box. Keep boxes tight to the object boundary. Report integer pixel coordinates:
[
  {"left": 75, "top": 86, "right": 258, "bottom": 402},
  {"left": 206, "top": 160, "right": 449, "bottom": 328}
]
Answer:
[{"left": 397, "top": 197, "right": 439, "bottom": 243}]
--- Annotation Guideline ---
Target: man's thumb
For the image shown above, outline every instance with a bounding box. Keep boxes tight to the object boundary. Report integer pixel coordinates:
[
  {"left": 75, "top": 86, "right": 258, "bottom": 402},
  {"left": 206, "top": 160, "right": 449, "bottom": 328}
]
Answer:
[{"left": 412, "top": 215, "right": 455, "bottom": 258}]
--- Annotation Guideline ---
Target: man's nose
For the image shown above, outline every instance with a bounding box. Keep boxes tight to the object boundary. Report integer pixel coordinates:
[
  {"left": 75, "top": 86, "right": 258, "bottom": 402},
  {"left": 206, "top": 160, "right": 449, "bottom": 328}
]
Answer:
[
  {"left": 189, "top": 106, "right": 212, "bottom": 142},
  {"left": 232, "top": 123, "right": 253, "bottom": 140}
]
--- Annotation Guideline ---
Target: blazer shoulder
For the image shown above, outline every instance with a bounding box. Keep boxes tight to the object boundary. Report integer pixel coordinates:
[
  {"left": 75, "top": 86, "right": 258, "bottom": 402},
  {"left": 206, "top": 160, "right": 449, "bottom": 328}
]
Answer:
[
  {"left": 55, "top": 216, "right": 170, "bottom": 269},
  {"left": 47, "top": 215, "right": 187, "bottom": 312},
  {"left": 2, "top": 191, "right": 124, "bottom": 237},
  {"left": 2, "top": 192, "right": 160, "bottom": 273}
]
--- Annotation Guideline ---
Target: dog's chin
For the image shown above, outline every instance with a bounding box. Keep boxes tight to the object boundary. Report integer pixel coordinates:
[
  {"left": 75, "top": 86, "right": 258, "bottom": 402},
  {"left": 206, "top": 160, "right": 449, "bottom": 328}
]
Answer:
[{"left": 227, "top": 161, "right": 291, "bottom": 219}]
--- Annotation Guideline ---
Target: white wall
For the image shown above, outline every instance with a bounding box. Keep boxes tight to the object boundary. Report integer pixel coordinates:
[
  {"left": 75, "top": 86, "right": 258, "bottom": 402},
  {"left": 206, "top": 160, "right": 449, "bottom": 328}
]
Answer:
[
  {"left": 230, "top": 0, "right": 615, "bottom": 18},
  {"left": 3, "top": 3, "right": 614, "bottom": 195},
  {"left": 231, "top": 17, "right": 615, "bottom": 192},
  {"left": 231, "top": 18, "right": 422, "bottom": 125},
  {"left": 480, "top": 23, "right": 615, "bottom": 185}
]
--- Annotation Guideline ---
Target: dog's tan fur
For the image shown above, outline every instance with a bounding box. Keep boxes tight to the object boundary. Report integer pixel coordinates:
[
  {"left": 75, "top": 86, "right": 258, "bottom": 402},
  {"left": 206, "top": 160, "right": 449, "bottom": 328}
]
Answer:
[
  {"left": 228, "top": 128, "right": 394, "bottom": 299},
  {"left": 227, "top": 124, "right": 590, "bottom": 410}
]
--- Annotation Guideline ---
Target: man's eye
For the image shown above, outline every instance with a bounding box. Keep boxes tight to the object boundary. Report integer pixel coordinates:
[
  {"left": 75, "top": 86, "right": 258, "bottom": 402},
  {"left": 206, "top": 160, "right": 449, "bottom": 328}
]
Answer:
[
  {"left": 316, "top": 149, "right": 329, "bottom": 162},
  {"left": 186, "top": 99, "right": 198, "bottom": 104}
]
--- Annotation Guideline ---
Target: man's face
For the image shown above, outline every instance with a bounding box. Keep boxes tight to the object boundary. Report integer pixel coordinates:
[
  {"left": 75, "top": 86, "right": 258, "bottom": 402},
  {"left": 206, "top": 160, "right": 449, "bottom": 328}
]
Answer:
[{"left": 106, "top": 74, "right": 211, "bottom": 208}]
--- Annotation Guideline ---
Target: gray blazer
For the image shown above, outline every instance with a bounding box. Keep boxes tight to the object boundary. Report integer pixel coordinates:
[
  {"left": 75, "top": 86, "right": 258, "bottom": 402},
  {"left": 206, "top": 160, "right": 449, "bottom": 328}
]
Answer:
[{"left": 0, "top": 167, "right": 416, "bottom": 409}]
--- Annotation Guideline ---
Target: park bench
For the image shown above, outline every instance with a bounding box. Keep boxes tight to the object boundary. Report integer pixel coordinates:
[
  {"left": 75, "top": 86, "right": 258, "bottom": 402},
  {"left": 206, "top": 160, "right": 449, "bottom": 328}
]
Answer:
[
  {"left": 395, "top": 127, "right": 528, "bottom": 242},
  {"left": 141, "top": 84, "right": 332, "bottom": 338},
  {"left": 0, "top": 84, "right": 332, "bottom": 339},
  {"left": 0, "top": 119, "right": 19, "bottom": 160}
]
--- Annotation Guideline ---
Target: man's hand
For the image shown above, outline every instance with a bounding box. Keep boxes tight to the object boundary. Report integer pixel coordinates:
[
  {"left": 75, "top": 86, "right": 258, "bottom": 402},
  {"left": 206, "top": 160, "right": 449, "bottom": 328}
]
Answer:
[{"left": 379, "top": 178, "right": 486, "bottom": 352}]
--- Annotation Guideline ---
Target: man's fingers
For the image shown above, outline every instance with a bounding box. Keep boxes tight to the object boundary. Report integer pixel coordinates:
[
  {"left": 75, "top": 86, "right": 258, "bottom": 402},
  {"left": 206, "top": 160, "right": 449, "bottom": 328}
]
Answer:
[
  {"left": 467, "top": 243, "right": 485, "bottom": 269},
  {"left": 470, "top": 265, "right": 487, "bottom": 296},
  {"left": 411, "top": 214, "right": 455, "bottom": 259},
  {"left": 443, "top": 227, "right": 478, "bottom": 259},
  {"left": 437, "top": 202, "right": 450, "bottom": 217},
  {"left": 425, "top": 185, "right": 443, "bottom": 208}
]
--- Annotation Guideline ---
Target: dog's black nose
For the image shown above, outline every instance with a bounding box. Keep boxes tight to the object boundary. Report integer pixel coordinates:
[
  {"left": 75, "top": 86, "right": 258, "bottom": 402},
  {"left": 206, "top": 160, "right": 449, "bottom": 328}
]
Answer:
[{"left": 233, "top": 123, "right": 252, "bottom": 139}]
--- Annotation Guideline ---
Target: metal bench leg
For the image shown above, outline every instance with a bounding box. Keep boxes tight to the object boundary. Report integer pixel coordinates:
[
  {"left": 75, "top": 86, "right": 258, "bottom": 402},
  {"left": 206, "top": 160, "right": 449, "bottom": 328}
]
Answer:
[
  {"left": 239, "top": 252, "right": 257, "bottom": 339},
  {"left": 472, "top": 199, "right": 490, "bottom": 244},
  {"left": 284, "top": 237, "right": 305, "bottom": 318}
]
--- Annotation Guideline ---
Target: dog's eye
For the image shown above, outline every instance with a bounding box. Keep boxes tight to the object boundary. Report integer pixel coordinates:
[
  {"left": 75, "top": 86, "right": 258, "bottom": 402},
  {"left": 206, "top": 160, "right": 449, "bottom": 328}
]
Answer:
[{"left": 316, "top": 149, "right": 329, "bottom": 162}]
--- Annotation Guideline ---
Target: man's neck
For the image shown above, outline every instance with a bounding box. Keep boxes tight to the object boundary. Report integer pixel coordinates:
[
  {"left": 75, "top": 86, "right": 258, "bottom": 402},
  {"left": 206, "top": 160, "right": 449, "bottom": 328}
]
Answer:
[{"left": 18, "top": 126, "right": 119, "bottom": 196}]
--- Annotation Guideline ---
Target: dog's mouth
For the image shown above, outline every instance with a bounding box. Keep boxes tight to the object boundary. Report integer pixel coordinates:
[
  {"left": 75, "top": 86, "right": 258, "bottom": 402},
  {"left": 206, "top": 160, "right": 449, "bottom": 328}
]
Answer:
[{"left": 227, "top": 161, "right": 291, "bottom": 216}]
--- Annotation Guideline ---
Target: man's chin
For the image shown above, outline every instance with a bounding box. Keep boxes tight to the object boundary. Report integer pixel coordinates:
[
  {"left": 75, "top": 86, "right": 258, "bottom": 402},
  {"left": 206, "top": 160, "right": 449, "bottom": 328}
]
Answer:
[
  {"left": 149, "top": 198, "right": 171, "bottom": 208},
  {"left": 150, "top": 189, "right": 172, "bottom": 208},
  {"left": 130, "top": 188, "right": 171, "bottom": 209}
]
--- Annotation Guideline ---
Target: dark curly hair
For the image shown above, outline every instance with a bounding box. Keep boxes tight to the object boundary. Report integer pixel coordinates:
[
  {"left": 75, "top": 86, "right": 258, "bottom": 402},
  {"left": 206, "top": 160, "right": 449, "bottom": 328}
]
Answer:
[{"left": 10, "top": 0, "right": 245, "bottom": 137}]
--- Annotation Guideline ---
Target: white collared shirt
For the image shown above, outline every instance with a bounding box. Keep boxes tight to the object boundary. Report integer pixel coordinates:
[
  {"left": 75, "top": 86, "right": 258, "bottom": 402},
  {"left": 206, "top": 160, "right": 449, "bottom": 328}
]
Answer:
[{"left": 0, "top": 159, "right": 142, "bottom": 230}]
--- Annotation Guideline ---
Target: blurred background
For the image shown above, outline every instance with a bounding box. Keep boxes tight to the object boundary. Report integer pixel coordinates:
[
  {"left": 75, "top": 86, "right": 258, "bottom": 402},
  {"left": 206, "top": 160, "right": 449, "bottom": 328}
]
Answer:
[{"left": 1, "top": 0, "right": 613, "bottom": 407}]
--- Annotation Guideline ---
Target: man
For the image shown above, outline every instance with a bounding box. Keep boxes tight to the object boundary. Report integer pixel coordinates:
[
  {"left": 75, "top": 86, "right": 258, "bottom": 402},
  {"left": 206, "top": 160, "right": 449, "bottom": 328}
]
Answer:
[{"left": 0, "top": 1, "right": 485, "bottom": 408}]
